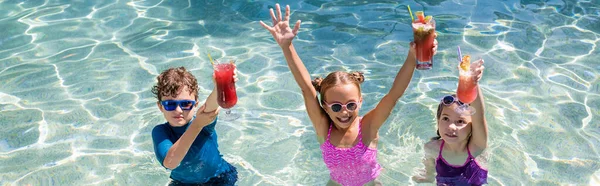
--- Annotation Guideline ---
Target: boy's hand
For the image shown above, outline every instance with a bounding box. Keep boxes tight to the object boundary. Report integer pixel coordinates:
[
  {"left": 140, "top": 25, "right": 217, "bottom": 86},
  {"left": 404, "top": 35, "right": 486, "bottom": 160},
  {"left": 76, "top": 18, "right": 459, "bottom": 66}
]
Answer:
[
  {"left": 195, "top": 104, "right": 219, "bottom": 127},
  {"left": 233, "top": 64, "right": 239, "bottom": 82},
  {"left": 212, "top": 63, "right": 239, "bottom": 85}
]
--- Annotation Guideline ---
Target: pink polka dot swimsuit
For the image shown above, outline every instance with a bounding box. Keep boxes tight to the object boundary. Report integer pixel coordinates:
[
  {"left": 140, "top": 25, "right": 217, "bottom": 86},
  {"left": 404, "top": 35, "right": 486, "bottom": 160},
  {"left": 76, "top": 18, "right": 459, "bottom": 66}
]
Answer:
[{"left": 320, "top": 119, "right": 382, "bottom": 186}]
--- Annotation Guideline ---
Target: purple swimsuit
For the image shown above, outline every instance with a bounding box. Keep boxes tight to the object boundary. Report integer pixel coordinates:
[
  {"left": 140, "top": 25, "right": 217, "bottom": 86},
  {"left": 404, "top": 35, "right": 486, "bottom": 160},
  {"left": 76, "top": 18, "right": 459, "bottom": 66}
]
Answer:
[{"left": 435, "top": 140, "right": 488, "bottom": 186}]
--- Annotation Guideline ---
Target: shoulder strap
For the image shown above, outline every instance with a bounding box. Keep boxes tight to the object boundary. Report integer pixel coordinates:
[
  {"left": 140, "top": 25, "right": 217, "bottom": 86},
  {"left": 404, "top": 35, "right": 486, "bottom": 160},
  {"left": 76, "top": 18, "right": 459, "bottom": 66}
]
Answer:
[
  {"left": 438, "top": 140, "right": 445, "bottom": 158},
  {"left": 326, "top": 123, "right": 333, "bottom": 141}
]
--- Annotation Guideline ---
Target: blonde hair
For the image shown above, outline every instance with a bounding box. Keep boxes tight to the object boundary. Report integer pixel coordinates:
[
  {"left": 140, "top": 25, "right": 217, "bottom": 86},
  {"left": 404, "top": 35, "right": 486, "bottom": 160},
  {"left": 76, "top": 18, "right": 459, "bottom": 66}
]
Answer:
[{"left": 311, "top": 71, "right": 365, "bottom": 103}]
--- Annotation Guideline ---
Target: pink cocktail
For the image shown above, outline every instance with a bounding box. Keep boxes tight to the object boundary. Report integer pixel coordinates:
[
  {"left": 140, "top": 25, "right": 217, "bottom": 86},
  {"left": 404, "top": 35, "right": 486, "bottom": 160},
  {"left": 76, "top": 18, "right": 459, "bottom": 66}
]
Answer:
[
  {"left": 457, "top": 70, "right": 478, "bottom": 104},
  {"left": 455, "top": 54, "right": 477, "bottom": 115}
]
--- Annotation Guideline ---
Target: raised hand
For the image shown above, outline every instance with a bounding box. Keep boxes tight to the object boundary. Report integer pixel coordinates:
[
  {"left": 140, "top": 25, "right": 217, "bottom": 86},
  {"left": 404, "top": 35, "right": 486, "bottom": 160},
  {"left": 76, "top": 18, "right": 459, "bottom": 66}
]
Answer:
[
  {"left": 233, "top": 66, "right": 239, "bottom": 83},
  {"left": 408, "top": 32, "right": 438, "bottom": 59},
  {"left": 470, "top": 58, "right": 484, "bottom": 83},
  {"left": 259, "top": 4, "right": 301, "bottom": 47},
  {"left": 212, "top": 64, "right": 238, "bottom": 84},
  {"left": 195, "top": 104, "right": 218, "bottom": 127}
]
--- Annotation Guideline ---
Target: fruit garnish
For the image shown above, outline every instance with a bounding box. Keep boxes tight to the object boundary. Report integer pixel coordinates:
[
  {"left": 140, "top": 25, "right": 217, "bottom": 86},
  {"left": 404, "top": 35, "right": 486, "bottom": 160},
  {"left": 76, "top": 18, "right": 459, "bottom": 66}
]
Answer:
[
  {"left": 424, "top": 15, "right": 432, "bottom": 23},
  {"left": 416, "top": 11, "right": 425, "bottom": 23},
  {"left": 460, "top": 55, "right": 471, "bottom": 71}
]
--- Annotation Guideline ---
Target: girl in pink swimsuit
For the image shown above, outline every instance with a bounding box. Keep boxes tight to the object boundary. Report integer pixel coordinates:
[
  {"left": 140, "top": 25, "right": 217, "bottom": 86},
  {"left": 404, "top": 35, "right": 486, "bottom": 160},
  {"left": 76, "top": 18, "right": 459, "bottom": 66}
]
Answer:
[
  {"left": 412, "top": 60, "right": 489, "bottom": 185},
  {"left": 259, "top": 4, "right": 437, "bottom": 186}
]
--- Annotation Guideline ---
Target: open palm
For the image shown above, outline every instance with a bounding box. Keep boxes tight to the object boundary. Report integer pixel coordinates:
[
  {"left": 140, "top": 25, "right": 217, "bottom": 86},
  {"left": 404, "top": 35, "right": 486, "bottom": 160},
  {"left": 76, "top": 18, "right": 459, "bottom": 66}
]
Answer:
[{"left": 259, "top": 4, "right": 301, "bottom": 47}]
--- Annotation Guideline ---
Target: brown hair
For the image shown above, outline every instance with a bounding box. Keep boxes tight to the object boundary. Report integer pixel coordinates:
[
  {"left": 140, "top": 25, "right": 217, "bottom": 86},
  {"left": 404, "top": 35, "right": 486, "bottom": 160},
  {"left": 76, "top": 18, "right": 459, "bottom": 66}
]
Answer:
[
  {"left": 151, "top": 67, "right": 199, "bottom": 101},
  {"left": 311, "top": 71, "right": 365, "bottom": 103}
]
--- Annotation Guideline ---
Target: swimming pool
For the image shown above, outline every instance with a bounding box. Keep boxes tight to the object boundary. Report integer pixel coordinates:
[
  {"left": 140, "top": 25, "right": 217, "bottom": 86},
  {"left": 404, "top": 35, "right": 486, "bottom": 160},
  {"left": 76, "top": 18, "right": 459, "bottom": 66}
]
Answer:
[{"left": 0, "top": 0, "right": 598, "bottom": 185}]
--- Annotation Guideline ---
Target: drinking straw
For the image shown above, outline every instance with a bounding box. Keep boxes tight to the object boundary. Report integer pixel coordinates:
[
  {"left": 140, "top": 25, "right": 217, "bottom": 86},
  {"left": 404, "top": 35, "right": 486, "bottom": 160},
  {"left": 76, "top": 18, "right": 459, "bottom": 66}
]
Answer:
[
  {"left": 407, "top": 5, "right": 414, "bottom": 22},
  {"left": 207, "top": 52, "right": 215, "bottom": 66},
  {"left": 457, "top": 46, "right": 462, "bottom": 62}
]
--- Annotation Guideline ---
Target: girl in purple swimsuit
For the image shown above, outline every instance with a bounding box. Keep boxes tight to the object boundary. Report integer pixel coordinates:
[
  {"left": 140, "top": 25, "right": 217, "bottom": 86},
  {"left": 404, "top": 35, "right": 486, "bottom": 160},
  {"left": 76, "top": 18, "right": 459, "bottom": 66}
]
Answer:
[
  {"left": 259, "top": 4, "right": 437, "bottom": 186},
  {"left": 412, "top": 59, "right": 488, "bottom": 186}
]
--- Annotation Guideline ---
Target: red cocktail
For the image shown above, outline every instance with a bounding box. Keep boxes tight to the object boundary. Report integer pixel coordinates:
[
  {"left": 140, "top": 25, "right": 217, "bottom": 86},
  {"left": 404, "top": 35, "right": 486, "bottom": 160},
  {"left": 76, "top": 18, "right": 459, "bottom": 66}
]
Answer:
[
  {"left": 213, "top": 58, "right": 239, "bottom": 120},
  {"left": 412, "top": 11, "right": 436, "bottom": 70}
]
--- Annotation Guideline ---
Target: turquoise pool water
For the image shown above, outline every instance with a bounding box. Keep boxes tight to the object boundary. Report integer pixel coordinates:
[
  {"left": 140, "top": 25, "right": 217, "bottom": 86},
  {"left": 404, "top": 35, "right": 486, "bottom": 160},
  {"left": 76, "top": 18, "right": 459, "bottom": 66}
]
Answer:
[{"left": 1, "top": 0, "right": 599, "bottom": 185}]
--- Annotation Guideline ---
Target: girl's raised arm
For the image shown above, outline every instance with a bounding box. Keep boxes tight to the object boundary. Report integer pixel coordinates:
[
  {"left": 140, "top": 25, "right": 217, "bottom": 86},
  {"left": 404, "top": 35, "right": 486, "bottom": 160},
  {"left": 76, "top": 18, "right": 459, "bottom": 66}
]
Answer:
[
  {"left": 468, "top": 60, "right": 488, "bottom": 152},
  {"left": 259, "top": 4, "right": 329, "bottom": 140}
]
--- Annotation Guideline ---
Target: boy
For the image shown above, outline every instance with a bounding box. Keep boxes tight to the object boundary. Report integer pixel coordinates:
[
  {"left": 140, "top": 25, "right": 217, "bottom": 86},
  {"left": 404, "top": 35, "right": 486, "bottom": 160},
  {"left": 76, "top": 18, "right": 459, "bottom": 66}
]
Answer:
[{"left": 151, "top": 67, "right": 237, "bottom": 185}]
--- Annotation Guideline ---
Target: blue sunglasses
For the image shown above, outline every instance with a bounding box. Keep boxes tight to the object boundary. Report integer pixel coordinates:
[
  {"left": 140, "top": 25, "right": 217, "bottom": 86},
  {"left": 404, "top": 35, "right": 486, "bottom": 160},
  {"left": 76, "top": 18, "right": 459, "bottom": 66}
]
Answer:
[{"left": 160, "top": 100, "right": 196, "bottom": 111}]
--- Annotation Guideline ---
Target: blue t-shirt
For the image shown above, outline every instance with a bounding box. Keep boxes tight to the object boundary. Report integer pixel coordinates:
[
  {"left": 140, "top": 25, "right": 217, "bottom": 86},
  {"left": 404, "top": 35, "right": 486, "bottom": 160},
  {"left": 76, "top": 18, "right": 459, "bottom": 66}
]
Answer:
[{"left": 152, "top": 117, "right": 233, "bottom": 183}]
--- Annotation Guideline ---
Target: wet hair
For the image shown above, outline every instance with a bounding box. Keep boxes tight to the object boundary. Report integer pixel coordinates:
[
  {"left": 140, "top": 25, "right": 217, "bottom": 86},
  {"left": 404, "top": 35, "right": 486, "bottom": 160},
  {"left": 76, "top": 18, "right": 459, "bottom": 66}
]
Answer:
[
  {"left": 311, "top": 71, "right": 365, "bottom": 104},
  {"left": 151, "top": 67, "right": 199, "bottom": 102}
]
